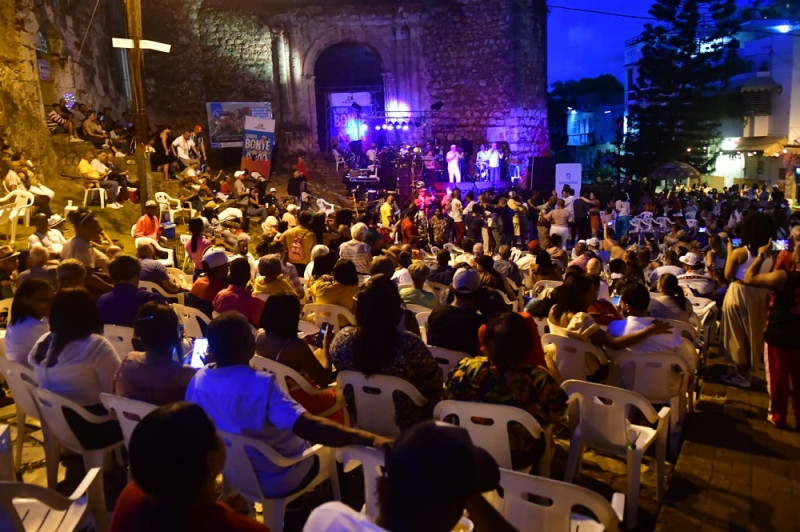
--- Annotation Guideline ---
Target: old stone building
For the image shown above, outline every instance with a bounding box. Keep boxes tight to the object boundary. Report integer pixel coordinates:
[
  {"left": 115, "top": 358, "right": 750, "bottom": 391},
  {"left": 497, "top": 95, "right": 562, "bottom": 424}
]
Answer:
[{"left": 142, "top": 0, "right": 549, "bottom": 163}]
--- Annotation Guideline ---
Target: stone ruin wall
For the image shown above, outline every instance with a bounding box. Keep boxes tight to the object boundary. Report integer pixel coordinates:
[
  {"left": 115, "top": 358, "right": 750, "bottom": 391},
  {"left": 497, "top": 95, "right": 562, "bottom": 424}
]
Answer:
[{"left": 142, "top": 0, "right": 549, "bottom": 164}]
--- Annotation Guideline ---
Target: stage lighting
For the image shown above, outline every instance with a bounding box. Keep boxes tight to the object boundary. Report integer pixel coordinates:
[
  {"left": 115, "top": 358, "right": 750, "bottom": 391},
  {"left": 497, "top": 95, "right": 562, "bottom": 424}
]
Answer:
[
  {"left": 375, "top": 124, "right": 381, "bottom": 130},
  {"left": 430, "top": 101, "right": 444, "bottom": 111},
  {"left": 360, "top": 123, "right": 368, "bottom": 132},
  {"left": 402, "top": 124, "right": 409, "bottom": 131},
  {"left": 387, "top": 124, "right": 394, "bottom": 130},
  {"left": 393, "top": 122, "right": 400, "bottom": 128},
  {"left": 381, "top": 124, "right": 388, "bottom": 130}
]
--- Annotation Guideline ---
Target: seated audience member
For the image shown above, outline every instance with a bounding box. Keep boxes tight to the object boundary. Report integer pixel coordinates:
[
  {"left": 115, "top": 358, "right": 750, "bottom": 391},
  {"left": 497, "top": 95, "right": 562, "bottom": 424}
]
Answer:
[
  {"left": 304, "top": 421, "right": 514, "bottom": 532},
  {"left": 338, "top": 222, "right": 372, "bottom": 275},
  {"left": 98, "top": 255, "right": 165, "bottom": 326},
  {"left": 531, "top": 248, "right": 563, "bottom": 285},
  {"left": 56, "top": 259, "right": 87, "bottom": 290},
  {"left": 585, "top": 257, "right": 610, "bottom": 300},
  {"left": 188, "top": 248, "right": 229, "bottom": 316},
  {"left": 82, "top": 111, "right": 109, "bottom": 148},
  {"left": 650, "top": 273, "right": 693, "bottom": 322},
  {"left": 45, "top": 214, "right": 68, "bottom": 255},
  {"left": 493, "top": 245, "right": 522, "bottom": 286},
  {"left": 329, "top": 275, "right": 443, "bottom": 429},
  {"left": 390, "top": 250, "right": 414, "bottom": 286},
  {"left": 253, "top": 255, "right": 297, "bottom": 299},
  {"left": 133, "top": 200, "right": 162, "bottom": 240},
  {"left": 113, "top": 303, "right": 196, "bottom": 405},
  {"left": 4, "top": 153, "right": 52, "bottom": 216},
  {"left": 28, "top": 213, "right": 63, "bottom": 256},
  {"left": 213, "top": 257, "right": 264, "bottom": 327},
  {"left": 110, "top": 402, "right": 270, "bottom": 532},
  {"left": 62, "top": 209, "right": 113, "bottom": 295},
  {"left": 475, "top": 254, "right": 516, "bottom": 300},
  {"left": 446, "top": 312, "right": 568, "bottom": 470},
  {"left": 649, "top": 250, "right": 684, "bottom": 289},
  {"left": 268, "top": 241, "right": 305, "bottom": 299},
  {"left": 46, "top": 101, "right": 80, "bottom": 141},
  {"left": 16, "top": 244, "right": 57, "bottom": 289},
  {"left": 567, "top": 241, "right": 592, "bottom": 271},
  {"left": 678, "top": 252, "right": 714, "bottom": 297},
  {"left": 4, "top": 279, "right": 53, "bottom": 367},
  {"left": 427, "top": 268, "right": 486, "bottom": 356},
  {"left": 78, "top": 150, "right": 121, "bottom": 209},
  {"left": 400, "top": 261, "right": 438, "bottom": 309},
  {"left": 0, "top": 245, "right": 18, "bottom": 300},
  {"left": 303, "top": 244, "right": 331, "bottom": 282},
  {"left": 255, "top": 294, "right": 340, "bottom": 419},
  {"left": 137, "top": 242, "right": 180, "bottom": 293},
  {"left": 608, "top": 282, "right": 697, "bottom": 388},
  {"left": 307, "top": 252, "right": 337, "bottom": 281},
  {"left": 185, "top": 312, "right": 391, "bottom": 497},
  {"left": 428, "top": 250, "right": 455, "bottom": 286},
  {"left": 308, "top": 259, "right": 360, "bottom": 317},
  {"left": 369, "top": 255, "right": 396, "bottom": 279}
]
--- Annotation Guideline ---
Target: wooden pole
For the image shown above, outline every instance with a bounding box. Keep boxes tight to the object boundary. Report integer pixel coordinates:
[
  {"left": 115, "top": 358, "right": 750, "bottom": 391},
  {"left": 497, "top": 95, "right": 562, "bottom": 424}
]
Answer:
[{"left": 125, "top": 0, "right": 152, "bottom": 214}]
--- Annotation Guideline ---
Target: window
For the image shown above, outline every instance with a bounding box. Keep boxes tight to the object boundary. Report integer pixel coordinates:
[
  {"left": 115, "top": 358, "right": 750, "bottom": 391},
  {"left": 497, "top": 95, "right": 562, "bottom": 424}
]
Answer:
[
  {"left": 37, "top": 31, "right": 49, "bottom": 54},
  {"left": 742, "top": 91, "right": 771, "bottom": 116}
]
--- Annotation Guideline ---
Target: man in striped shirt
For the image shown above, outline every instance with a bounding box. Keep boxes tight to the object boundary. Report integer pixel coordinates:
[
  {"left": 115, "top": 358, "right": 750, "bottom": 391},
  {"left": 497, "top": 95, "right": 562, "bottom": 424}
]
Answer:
[{"left": 45, "top": 103, "right": 81, "bottom": 142}]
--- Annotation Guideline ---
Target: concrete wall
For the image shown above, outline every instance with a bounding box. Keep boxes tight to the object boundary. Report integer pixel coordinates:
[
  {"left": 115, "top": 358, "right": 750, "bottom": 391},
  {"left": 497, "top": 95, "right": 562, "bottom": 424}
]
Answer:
[{"left": 141, "top": 0, "right": 549, "bottom": 164}]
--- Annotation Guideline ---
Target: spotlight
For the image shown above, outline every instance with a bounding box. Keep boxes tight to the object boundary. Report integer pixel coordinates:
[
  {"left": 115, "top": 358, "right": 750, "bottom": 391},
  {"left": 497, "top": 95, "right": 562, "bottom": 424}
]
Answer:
[
  {"left": 430, "top": 101, "right": 444, "bottom": 111},
  {"left": 402, "top": 124, "right": 409, "bottom": 131},
  {"left": 360, "top": 123, "right": 368, "bottom": 132},
  {"left": 393, "top": 122, "right": 400, "bottom": 128},
  {"left": 375, "top": 124, "right": 381, "bottom": 131},
  {"left": 387, "top": 124, "right": 394, "bottom": 130},
  {"left": 381, "top": 124, "right": 388, "bottom": 130}
]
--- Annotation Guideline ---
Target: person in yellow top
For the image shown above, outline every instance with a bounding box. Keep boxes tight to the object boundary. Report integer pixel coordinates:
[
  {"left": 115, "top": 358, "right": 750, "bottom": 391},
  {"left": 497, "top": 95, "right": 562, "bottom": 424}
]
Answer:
[
  {"left": 252, "top": 255, "right": 297, "bottom": 298},
  {"left": 278, "top": 211, "right": 317, "bottom": 275},
  {"left": 307, "top": 259, "right": 359, "bottom": 326},
  {"left": 380, "top": 194, "right": 397, "bottom": 228},
  {"left": 77, "top": 150, "right": 121, "bottom": 208}
]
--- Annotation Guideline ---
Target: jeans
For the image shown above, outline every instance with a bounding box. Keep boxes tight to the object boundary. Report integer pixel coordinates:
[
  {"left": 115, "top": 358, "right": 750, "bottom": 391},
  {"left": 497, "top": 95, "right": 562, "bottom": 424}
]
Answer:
[{"left": 97, "top": 179, "right": 119, "bottom": 203}]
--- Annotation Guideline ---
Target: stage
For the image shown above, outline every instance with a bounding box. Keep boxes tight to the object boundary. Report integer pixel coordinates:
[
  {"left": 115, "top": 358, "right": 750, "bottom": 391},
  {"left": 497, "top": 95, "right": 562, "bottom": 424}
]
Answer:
[{"left": 429, "top": 179, "right": 516, "bottom": 196}]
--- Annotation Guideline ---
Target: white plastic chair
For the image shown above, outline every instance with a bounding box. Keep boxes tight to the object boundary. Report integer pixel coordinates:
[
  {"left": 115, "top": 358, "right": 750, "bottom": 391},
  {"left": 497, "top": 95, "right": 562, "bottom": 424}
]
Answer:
[
  {"left": 427, "top": 282, "right": 449, "bottom": 304},
  {"left": 561, "top": 380, "right": 670, "bottom": 529},
  {"left": 0, "top": 359, "right": 54, "bottom": 484},
  {"left": 434, "top": 400, "right": 554, "bottom": 477},
  {"left": 0, "top": 190, "right": 34, "bottom": 228},
  {"left": 404, "top": 303, "right": 432, "bottom": 315},
  {"left": 297, "top": 320, "right": 319, "bottom": 337},
  {"left": 166, "top": 267, "right": 191, "bottom": 290},
  {"left": 98, "top": 393, "right": 157, "bottom": 450},
  {"left": 0, "top": 467, "right": 107, "bottom": 532},
  {"left": 81, "top": 180, "right": 107, "bottom": 209},
  {"left": 316, "top": 198, "right": 336, "bottom": 216},
  {"left": 335, "top": 371, "right": 426, "bottom": 438},
  {"left": 250, "top": 356, "right": 343, "bottom": 419},
  {"left": 133, "top": 237, "right": 175, "bottom": 268},
  {"left": 488, "top": 287, "right": 519, "bottom": 311},
  {"left": 31, "top": 387, "right": 124, "bottom": 490},
  {"left": 103, "top": 325, "right": 134, "bottom": 360},
  {"left": 0, "top": 205, "right": 17, "bottom": 243},
  {"left": 532, "top": 280, "right": 562, "bottom": 298},
  {"left": 179, "top": 234, "right": 192, "bottom": 271},
  {"left": 154, "top": 191, "right": 195, "bottom": 224},
  {"left": 415, "top": 311, "right": 431, "bottom": 344},
  {"left": 334, "top": 155, "right": 345, "bottom": 172},
  {"left": 613, "top": 352, "right": 690, "bottom": 459},
  {"left": 540, "top": 334, "right": 608, "bottom": 382},
  {"left": 218, "top": 430, "right": 336, "bottom": 532},
  {"left": 628, "top": 217, "right": 641, "bottom": 243},
  {"left": 172, "top": 303, "right": 210, "bottom": 339},
  {"left": 336, "top": 445, "right": 385, "bottom": 519},
  {"left": 139, "top": 280, "right": 184, "bottom": 305},
  {"left": 495, "top": 468, "right": 624, "bottom": 532},
  {"left": 301, "top": 303, "right": 356, "bottom": 334},
  {"left": 427, "top": 345, "right": 468, "bottom": 377}
]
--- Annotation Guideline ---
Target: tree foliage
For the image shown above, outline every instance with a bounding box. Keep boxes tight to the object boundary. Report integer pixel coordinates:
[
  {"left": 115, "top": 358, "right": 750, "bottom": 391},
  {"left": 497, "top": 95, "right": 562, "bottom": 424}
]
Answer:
[{"left": 625, "top": 0, "right": 741, "bottom": 177}]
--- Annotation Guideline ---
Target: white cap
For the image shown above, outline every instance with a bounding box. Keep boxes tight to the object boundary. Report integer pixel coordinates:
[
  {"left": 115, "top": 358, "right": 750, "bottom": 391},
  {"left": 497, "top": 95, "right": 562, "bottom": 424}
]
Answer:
[
  {"left": 233, "top": 170, "right": 245, "bottom": 177},
  {"left": 679, "top": 253, "right": 701, "bottom": 266}
]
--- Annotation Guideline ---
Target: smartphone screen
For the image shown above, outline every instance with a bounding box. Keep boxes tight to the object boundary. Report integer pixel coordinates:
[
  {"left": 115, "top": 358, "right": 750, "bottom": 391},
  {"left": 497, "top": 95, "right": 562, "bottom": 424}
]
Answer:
[
  {"left": 731, "top": 238, "right": 743, "bottom": 249},
  {"left": 189, "top": 338, "right": 208, "bottom": 369},
  {"left": 773, "top": 239, "right": 790, "bottom": 252},
  {"left": 316, "top": 322, "right": 332, "bottom": 348},
  {"left": 697, "top": 227, "right": 707, "bottom": 233},
  {"left": 610, "top": 295, "right": 621, "bottom": 307}
]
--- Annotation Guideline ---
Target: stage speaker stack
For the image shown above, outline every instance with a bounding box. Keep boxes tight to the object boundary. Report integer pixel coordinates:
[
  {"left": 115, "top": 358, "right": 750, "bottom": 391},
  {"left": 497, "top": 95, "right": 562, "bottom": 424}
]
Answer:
[{"left": 531, "top": 156, "right": 554, "bottom": 196}]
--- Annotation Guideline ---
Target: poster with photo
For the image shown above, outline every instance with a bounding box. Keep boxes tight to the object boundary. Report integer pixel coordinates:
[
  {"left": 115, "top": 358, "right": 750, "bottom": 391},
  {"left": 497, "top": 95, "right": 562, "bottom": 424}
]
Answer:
[
  {"left": 206, "top": 102, "right": 272, "bottom": 148},
  {"left": 240, "top": 116, "right": 275, "bottom": 177}
]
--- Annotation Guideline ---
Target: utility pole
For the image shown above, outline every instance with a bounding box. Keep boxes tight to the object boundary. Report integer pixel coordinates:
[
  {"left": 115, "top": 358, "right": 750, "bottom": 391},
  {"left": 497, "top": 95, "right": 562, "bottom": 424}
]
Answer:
[{"left": 125, "top": 0, "right": 151, "bottom": 214}]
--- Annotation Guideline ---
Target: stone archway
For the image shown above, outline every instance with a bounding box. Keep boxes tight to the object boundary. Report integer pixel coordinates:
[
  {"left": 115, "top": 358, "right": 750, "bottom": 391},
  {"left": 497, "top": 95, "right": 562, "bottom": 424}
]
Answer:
[{"left": 313, "top": 42, "right": 384, "bottom": 154}]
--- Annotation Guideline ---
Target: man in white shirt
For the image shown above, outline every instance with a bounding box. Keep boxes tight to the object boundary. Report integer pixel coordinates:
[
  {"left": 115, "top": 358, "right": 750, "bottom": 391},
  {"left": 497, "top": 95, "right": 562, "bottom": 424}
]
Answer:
[
  {"left": 303, "top": 421, "right": 513, "bottom": 532},
  {"left": 446, "top": 145, "right": 461, "bottom": 183},
  {"left": 185, "top": 312, "right": 389, "bottom": 497},
  {"left": 366, "top": 143, "right": 377, "bottom": 165},
  {"left": 649, "top": 250, "right": 684, "bottom": 289},
  {"left": 487, "top": 143, "right": 502, "bottom": 181},
  {"left": 677, "top": 252, "right": 713, "bottom": 297},
  {"left": 171, "top": 130, "right": 200, "bottom": 167},
  {"left": 475, "top": 144, "right": 489, "bottom": 178},
  {"left": 449, "top": 188, "right": 465, "bottom": 245}
]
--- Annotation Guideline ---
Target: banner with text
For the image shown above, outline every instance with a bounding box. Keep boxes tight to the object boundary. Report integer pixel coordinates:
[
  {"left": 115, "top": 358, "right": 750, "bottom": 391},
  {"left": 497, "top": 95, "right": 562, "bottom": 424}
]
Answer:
[
  {"left": 241, "top": 116, "right": 275, "bottom": 177},
  {"left": 206, "top": 102, "right": 272, "bottom": 148}
]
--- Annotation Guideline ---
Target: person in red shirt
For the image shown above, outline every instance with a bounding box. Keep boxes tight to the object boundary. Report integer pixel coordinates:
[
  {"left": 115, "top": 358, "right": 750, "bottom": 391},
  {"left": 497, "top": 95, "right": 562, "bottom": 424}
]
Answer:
[
  {"left": 295, "top": 156, "right": 309, "bottom": 181},
  {"left": 188, "top": 248, "right": 229, "bottom": 317},
  {"left": 133, "top": 200, "right": 161, "bottom": 240},
  {"left": 213, "top": 257, "right": 265, "bottom": 327},
  {"left": 110, "top": 401, "right": 270, "bottom": 532},
  {"left": 400, "top": 208, "right": 420, "bottom": 246}
]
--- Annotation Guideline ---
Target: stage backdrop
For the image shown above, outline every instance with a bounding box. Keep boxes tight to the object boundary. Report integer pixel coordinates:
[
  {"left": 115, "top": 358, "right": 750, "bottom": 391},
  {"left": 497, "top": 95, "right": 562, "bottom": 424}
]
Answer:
[
  {"left": 207, "top": 102, "right": 272, "bottom": 148},
  {"left": 555, "top": 163, "right": 582, "bottom": 197},
  {"left": 329, "top": 92, "right": 372, "bottom": 150},
  {"left": 240, "top": 117, "right": 276, "bottom": 177}
]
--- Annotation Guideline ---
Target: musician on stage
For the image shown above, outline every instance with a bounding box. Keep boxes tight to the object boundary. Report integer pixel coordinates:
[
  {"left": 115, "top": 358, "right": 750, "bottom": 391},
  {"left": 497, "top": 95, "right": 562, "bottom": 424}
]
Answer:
[
  {"left": 475, "top": 144, "right": 489, "bottom": 180},
  {"left": 446, "top": 145, "right": 461, "bottom": 183},
  {"left": 487, "top": 143, "right": 502, "bottom": 181},
  {"left": 366, "top": 143, "right": 377, "bottom": 165},
  {"left": 423, "top": 150, "right": 436, "bottom": 186}
]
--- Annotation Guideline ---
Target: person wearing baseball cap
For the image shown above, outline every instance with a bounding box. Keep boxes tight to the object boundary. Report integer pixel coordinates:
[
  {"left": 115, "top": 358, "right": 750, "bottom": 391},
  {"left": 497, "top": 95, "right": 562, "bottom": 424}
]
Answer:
[
  {"left": 133, "top": 200, "right": 162, "bottom": 240},
  {"left": 427, "top": 268, "right": 486, "bottom": 356},
  {"left": 187, "top": 247, "right": 230, "bottom": 317},
  {"left": 304, "top": 421, "right": 513, "bottom": 532},
  {"left": 677, "top": 252, "right": 714, "bottom": 297}
]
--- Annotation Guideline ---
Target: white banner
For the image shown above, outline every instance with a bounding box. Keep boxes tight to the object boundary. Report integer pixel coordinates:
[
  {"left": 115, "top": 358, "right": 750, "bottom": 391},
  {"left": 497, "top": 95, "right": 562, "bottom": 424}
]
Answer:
[{"left": 555, "top": 163, "right": 582, "bottom": 197}]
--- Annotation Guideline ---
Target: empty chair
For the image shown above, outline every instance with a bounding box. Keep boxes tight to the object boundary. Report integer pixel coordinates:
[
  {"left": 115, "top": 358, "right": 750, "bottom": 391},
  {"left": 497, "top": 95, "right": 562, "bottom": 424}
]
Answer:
[
  {"left": 103, "top": 325, "right": 134, "bottom": 360},
  {"left": 301, "top": 303, "right": 356, "bottom": 335},
  {"left": 250, "top": 356, "right": 343, "bottom": 419},
  {"left": 335, "top": 371, "right": 426, "bottom": 438},
  {"left": 179, "top": 234, "right": 192, "bottom": 271},
  {"left": 81, "top": 179, "right": 107, "bottom": 209},
  {"left": 166, "top": 267, "right": 191, "bottom": 290},
  {"left": 495, "top": 468, "right": 624, "bottom": 532},
  {"left": 0, "top": 467, "right": 107, "bottom": 532},
  {"left": 98, "top": 393, "right": 157, "bottom": 450},
  {"left": 427, "top": 345, "right": 468, "bottom": 377},
  {"left": 219, "top": 430, "right": 335, "bottom": 532},
  {"left": 172, "top": 303, "right": 210, "bottom": 339},
  {"left": 154, "top": 191, "right": 195, "bottom": 224},
  {"left": 540, "top": 334, "right": 609, "bottom": 382},
  {"left": 434, "top": 400, "right": 554, "bottom": 477},
  {"left": 427, "top": 282, "right": 449, "bottom": 304},
  {"left": 32, "top": 387, "right": 124, "bottom": 489},
  {"left": 561, "top": 380, "right": 670, "bottom": 529},
  {"left": 415, "top": 311, "right": 431, "bottom": 344},
  {"left": 336, "top": 445, "right": 386, "bottom": 519}
]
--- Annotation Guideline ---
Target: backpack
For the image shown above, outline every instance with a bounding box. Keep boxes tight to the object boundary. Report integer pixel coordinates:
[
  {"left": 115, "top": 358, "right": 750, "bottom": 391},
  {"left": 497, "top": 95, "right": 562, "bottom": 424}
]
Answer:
[{"left": 288, "top": 230, "right": 307, "bottom": 263}]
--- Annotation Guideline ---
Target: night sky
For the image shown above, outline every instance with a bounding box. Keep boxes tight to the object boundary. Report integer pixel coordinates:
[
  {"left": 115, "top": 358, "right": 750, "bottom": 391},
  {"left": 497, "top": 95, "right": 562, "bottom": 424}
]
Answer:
[{"left": 547, "top": 0, "right": 755, "bottom": 87}]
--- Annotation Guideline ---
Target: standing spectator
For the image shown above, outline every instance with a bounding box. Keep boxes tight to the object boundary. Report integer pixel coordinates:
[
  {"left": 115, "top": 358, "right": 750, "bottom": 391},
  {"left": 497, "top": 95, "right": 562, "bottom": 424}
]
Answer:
[
  {"left": 185, "top": 218, "right": 211, "bottom": 281},
  {"left": 450, "top": 188, "right": 465, "bottom": 246},
  {"left": 429, "top": 207, "right": 449, "bottom": 247},
  {"left": 287, "top": 171, "right": 304, "bottom": 207},
  {"left": 171, "top": 130, "right": 200, "bottom": 168}
]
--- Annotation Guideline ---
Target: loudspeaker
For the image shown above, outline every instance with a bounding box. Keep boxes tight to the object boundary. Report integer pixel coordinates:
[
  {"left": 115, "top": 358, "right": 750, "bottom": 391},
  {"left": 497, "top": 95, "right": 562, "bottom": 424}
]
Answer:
[{"left": 531, "top": 156, "right": 554, "bottom": 195}]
